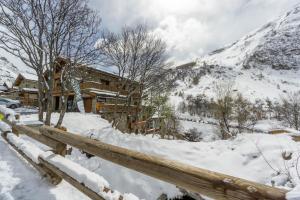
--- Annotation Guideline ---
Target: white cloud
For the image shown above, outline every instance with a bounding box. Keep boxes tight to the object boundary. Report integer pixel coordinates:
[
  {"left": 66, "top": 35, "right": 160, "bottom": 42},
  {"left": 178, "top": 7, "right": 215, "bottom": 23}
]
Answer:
[
  {"left": 89, "top": 0, "right": 300, "bottom": 64},
  {"left": 1, "top": 0, "right": 299, "bottom": 67}
]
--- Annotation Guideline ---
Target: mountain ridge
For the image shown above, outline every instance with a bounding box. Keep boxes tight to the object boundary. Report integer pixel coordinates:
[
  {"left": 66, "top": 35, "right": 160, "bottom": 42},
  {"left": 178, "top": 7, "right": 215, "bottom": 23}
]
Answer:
[{"left": 168, "top": 5, "right": 300, "bottom": 107}]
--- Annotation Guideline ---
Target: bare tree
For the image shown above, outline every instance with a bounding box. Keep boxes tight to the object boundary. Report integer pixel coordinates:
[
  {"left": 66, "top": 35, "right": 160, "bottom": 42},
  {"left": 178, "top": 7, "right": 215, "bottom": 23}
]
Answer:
[
  {"left": 52, "top": 2, "right": 101, "bottom": 127},
  {"left": 281, "top": 91, "right": 300, "bottom": 130},
  {"left": 0, "top": 0, "right": 48, "bottom": 121},
  {"left": 0, "top": 0, "right": 101, "bottom": 126},
  {"left": 98, "top": 24, "right": 168, "bottom": 129},
  {"left": 233, "top": 93, "right": 258, "bottom": 133},
  {"left": 41, "top": 0, "right": 101, "bottom": 125},
  {"left": 213, "top": 81, "right": 234, "bottom": 139}
]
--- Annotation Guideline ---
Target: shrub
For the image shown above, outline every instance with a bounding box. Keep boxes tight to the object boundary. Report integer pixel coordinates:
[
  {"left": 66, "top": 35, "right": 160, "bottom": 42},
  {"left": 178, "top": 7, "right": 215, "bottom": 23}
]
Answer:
[{"left": 184, "top": 128, "right": 203, "bottom": 142}]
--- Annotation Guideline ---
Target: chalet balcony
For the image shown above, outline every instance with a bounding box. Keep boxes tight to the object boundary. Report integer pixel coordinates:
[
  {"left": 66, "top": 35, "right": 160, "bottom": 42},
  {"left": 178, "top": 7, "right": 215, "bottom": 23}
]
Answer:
[
  {"left": 80, "top": 81, "right": 130, "bottom": 96},
  {"left": 53, "top": 81, "right": 140, "bottom": 97},
  {"left": 98, "top": 103, "right": 140, "bottom": 114}
]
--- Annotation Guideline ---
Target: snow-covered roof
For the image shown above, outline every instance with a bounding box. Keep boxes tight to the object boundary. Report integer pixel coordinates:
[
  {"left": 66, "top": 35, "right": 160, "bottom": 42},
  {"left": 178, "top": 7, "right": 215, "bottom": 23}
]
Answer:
[
  {"left": 21, "top": 88, "right": 38, "bottom": 92},
  {"left": 87, "top": 88, "right": 127, "bottom": 98},
  {"left": 13, "top": 73, "right": 38, "bottom": 87},
  {"left": 21, "top": 73, "right": 38, "bottom": 81},
  {"left": 4, "top": 82, "right": 12, "bottom": 88},
  {"left": 0, "top": 85, "right": 8, "bottom": 91}
]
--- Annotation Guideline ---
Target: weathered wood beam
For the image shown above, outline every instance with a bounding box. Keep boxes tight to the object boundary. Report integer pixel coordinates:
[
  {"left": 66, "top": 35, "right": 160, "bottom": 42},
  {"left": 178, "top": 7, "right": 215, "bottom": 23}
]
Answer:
[
  {"left": 39, "top": 156, "right": 105, "bottom": 200},
  {"left": 39, "top": 156, "right": 124, "bottom": 200},
  {"left": 13, "top": 124, "right": 66, "bottom": 155},
  {"left": 40, "top": 126, "right": 288, "bottom": 200}
]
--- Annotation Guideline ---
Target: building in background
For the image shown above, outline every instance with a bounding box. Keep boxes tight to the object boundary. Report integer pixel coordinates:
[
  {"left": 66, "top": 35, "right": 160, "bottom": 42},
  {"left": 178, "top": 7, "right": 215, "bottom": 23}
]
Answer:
[
  {"left": 52, "top": 59, "right": 141, "bottom": 116},
  {"left": 13, "top": 73, "right": 38, "bottom": 106}
]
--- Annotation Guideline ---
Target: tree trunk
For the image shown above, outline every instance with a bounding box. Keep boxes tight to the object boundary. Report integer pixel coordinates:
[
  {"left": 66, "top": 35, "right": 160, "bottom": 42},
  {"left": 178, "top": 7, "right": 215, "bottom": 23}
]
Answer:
[
  {"left": 37, "top": 74, "right": 44, "bottom": 122},
  {"left": 56, "top": 95, "right": 68, "bottom": 128},
  {"left": 112, "top": 93, "right": 119, "bottom": 128},
  {"left": 45, "top": 70, "right": 54, "bottom": 126}
]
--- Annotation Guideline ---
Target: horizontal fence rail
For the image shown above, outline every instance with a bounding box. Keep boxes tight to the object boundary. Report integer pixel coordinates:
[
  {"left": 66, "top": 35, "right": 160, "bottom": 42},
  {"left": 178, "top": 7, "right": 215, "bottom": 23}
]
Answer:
[
  {"left": 0, "top": 108, "right": 289, "bottom": 200},
  {"left": 0, "top": 110, "right": 131, "bottom": 200},
  {"left": 40, "top": 126, "right": 288, "bottom": 200}
]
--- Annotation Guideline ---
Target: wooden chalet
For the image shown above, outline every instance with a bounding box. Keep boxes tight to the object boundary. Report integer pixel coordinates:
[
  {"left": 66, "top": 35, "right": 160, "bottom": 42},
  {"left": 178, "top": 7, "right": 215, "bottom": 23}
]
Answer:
[
  {"left": 52, "top": 59, "right": 141, "bottom": 116},
  {"left": 13, "top": 73, "right": 38, "bottom": 106}
]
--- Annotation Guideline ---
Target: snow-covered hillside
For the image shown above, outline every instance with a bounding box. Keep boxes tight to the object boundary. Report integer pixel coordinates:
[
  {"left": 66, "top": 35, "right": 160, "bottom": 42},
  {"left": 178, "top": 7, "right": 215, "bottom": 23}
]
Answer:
[
  {"left": 0, "top": 57, "right": 19, "bottom": 87},
  {"left": 0, "top": 56, "right": 35, "bottom": 87},
  {"left": 169, "top": 5, "right": 300, "bottom": 107}
]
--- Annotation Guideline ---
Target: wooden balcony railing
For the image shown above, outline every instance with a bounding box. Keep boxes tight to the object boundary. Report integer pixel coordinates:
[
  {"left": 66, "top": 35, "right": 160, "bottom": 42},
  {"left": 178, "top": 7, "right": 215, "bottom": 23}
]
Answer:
[
  {"left": 53, "top": 81, "right": 140, "bottom": 97},
  {"left": 98, "top": 104, "right": 140, "bottom": 113}
]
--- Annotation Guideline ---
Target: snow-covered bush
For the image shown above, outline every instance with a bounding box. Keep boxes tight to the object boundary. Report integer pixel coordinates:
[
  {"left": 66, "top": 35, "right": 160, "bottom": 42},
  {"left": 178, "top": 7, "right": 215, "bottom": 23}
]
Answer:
[
  {"left": 184, "top": 128, "right": 203, "bottom": 142},
  {"left": 233, "top": 93, "right": 258, "bottom": 133},
  {"left": 280, "top": 91, "right": 300, "bottom": 130},
  {"left": 213, "top": 82, "right": 235, "bottom": 139}
]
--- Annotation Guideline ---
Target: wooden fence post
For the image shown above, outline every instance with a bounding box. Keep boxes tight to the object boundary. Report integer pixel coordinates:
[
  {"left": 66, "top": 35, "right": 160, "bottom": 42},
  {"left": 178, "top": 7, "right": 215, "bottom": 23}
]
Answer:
[{"left": 2, "top": 134, "right": 62, "bottom": 185}]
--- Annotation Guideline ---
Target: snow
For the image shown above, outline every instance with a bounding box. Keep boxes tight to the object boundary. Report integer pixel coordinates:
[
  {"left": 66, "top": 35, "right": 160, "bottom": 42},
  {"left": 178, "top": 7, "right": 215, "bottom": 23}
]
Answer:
[
  {"left": 168, "top": 5, "right": 300, "bottom": 105},
  {"left": 1, "top": 4, "right": 300, "bottom": 200},
  {"left": 77, "top": 100, "right": 85, "bottom": 113},
  {"left": 20, "top": 73, "right": 38, "bottom": 81},
  {"left": 0, "top": 135, "right": 90, "bottom": 200},
  {"left": 41, "top": 152, "right": 140, "bottom": 200},
  {"left": 0, "top": 106, "right": 17, "bottom": 122},
  {"left": 18, "top": 112, "right": 300, "bottom": 199},
  {"left": 1, "top": 123, "right": 140, "bottom": 200},
  {"left": 14, "top": 107, "right": 39, "bottom": 115},
  {"left": 21, "top": 88, "right": 39, "bottom": 92},
  {"left": 6, "top": 133, "right": 44, "bottom": 163},
  {"left": 287, "top": 185, "right": 300, "bottom": 200},
  {"left": 0, "top": 57, "right": 19, "bottom": 87},
  {"left": 0, "top": 85, "right": 8, "bottom": 91},
  {"left": 89, "top": 89, "right": 127, "bottom": 98}
]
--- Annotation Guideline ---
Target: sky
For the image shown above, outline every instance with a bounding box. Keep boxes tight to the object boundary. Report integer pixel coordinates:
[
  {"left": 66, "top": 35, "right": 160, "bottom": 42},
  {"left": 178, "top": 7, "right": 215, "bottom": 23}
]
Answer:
[
  {"left": 0, "top": 0, "right": 299, "bottom": 68},
  {"left": 89, "top": 0, "right": 300, "bottom": 65}
]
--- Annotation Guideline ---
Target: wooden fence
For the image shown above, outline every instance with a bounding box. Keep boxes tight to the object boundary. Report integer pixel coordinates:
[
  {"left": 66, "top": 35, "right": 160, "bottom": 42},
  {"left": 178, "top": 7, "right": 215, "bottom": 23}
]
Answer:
[{"left": 0, "top": 109, "right": 289, "bottom": 200}]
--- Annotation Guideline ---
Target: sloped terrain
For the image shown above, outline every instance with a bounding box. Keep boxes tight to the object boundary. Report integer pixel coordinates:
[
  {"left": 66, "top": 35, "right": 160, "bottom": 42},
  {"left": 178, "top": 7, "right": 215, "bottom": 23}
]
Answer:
[
  {"left": 0, "top": 57, "right": 19, "bottom": 87},
  {"left": 168, "top": 5, "right": 300, "bottom": 107},
  {"left": 0, "top": 56, "right": 36, "bottom": 87}
]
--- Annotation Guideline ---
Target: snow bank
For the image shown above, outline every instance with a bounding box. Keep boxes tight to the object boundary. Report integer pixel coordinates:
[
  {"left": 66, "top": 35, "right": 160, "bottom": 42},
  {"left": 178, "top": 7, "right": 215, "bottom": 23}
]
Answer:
[
  {"left": 287, "top": 185, "right": 300, "bottom": 200},
  {"left": 41, "top": 152, "right": 139, "bottom": 200},
  {"left": 6, "top": 133, "right": 44, "bottom": 163},
  {"left": 0, "top": 121, "right": 11, "bottom": 133},
  {"left": 4, "top": 129, "right": 140, "bottom": 200},
  {"left": 19, "top": 112, "right": 300, "bottom": 199},
  {"left": 0, "top": 105, "right": 16, "bottom": 122}
]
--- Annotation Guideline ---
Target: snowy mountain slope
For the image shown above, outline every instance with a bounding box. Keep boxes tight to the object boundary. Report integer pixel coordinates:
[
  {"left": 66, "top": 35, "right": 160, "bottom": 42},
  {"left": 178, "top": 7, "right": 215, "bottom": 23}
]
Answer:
[
  {"left": 168, "top": 5, "right": 300, "bottom": 107},
  {"left": 0, "top": 56, "right": 36, "bottom": 87},
  {"left": 198, "top": 5, "right": 300, "bottom": 70},
  {"left": 0, "top": 57, "right": 19, "bottom": 86}
]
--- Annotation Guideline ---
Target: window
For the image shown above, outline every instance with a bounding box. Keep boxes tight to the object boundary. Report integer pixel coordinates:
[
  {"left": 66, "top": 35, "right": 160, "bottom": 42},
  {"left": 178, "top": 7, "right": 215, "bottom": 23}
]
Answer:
[
  {"left": 56, "top": 82, "right": 61, "bottom": 88},
  {"left": 101, "top": 79, "right": 109, "bottom": 86}
]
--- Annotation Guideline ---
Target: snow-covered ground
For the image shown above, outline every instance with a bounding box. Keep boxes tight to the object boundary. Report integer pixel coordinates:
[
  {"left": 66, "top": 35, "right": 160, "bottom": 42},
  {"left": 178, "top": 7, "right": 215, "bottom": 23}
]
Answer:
[
  {"left": 0, "top": 135, "right": 91, "bottom": 200},
  {"left": 0, "top": 112, "right": 298, "bottom": 199}
]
